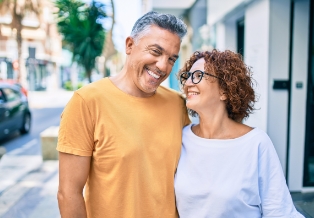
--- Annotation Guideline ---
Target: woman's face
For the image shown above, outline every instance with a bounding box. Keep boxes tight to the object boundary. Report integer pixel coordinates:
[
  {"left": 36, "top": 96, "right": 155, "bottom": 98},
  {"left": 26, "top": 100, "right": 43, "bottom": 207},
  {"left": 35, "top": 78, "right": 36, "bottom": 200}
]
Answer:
[{"left": 183, "top": 58, "right": 224, "bottom": 114}]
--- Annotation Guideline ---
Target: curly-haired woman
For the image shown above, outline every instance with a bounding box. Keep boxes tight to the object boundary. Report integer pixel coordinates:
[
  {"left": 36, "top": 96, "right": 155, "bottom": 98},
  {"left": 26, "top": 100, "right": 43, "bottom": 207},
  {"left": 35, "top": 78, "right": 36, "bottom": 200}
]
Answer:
[{"left": 174, "top": 50, "right": 304, "bottom": 218}]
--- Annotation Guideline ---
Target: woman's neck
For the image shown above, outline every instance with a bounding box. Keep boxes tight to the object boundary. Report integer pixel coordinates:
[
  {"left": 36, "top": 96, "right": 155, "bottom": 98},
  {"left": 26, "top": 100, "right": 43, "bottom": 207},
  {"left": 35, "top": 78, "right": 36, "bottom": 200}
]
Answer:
[
  {"left": 193, "top": 113, "right": 234, "bottom": 139},
  {"left": 192, "top": 107, "right": 251, "bottom": 139}
]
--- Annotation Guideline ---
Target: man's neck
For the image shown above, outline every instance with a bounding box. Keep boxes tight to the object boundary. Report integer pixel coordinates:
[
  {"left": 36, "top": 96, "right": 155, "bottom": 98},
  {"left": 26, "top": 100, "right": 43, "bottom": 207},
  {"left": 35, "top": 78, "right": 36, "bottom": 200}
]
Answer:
[{"left": 109, "top": 69, "right": 155, "bottom": 98}]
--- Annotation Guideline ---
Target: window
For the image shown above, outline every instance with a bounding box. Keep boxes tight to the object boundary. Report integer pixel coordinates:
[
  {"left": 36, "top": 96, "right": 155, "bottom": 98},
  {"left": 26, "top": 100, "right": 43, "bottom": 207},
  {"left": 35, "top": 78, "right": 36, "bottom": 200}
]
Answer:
[
  {"left": 0, "top": 90, "right": 5, "bottom": 102},
  {"left": 237, "top": 17, "right": 245, "bottom": 57},
  {"left": 3, "top": 88, "right": 20, "bottom": 102}
]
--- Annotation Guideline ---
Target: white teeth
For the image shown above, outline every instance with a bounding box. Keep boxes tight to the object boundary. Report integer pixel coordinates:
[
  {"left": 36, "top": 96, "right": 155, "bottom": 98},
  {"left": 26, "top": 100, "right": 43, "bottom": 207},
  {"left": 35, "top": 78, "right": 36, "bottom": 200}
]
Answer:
[
  {"left": 147, "top": 69, "right": 160, "bottom": 79},
  {"left": 187, "top": 92, "right": 199, "bottom": 96}
]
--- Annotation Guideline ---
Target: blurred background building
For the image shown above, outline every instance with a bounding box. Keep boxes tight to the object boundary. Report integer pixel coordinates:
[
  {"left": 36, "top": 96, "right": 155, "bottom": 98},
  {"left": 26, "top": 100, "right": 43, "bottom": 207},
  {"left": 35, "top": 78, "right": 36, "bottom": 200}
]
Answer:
[
  {"left": 205, "top": 0, "right": 314, "bottom": 193},
  {"left": 0, "top": 0, "right": 62, "bottom": 91}
]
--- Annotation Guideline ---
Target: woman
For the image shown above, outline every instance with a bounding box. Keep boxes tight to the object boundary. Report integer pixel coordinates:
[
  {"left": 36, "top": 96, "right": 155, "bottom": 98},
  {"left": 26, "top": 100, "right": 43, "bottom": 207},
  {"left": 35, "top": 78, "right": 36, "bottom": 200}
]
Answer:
[{"left": 174, "top": 50, "right": 304, "bottom": 218}]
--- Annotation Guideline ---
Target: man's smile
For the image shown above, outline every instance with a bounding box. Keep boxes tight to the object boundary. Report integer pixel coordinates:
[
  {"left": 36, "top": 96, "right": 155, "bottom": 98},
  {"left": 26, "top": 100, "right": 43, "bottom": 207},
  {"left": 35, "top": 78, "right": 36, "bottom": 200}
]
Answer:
[
  {"left": 147, "top": 69, "right": 160, "bottom": 79},
  {"left": 145, "top": 67, "right": 164, "bottom": 80}
]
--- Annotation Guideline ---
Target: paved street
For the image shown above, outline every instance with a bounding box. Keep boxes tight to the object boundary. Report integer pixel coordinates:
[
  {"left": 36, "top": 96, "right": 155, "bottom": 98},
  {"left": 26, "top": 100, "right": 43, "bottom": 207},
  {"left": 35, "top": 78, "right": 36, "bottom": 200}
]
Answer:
[
  {"left": 0, "top": 89, "right": 73, "bottom": 217},
  {"left": 0, "top": 161, "right": 59, "bottom": 218},
  {"left": 0, "top": 89, "right": 74, "bottom": 154}
]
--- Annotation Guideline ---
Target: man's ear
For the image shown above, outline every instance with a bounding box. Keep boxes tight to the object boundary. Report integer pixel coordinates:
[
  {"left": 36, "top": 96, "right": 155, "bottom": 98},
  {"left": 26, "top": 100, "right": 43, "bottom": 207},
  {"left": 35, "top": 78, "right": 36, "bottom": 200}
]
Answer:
[{"left": 125, "top": 37, "right": 134, "bottom": 55}]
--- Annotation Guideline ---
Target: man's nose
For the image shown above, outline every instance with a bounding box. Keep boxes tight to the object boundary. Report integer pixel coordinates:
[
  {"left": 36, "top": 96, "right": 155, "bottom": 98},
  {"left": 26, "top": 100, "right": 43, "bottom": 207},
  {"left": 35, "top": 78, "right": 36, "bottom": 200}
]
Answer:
[{"left": 155, "top": 57, "right": 168, "bottom": 73}]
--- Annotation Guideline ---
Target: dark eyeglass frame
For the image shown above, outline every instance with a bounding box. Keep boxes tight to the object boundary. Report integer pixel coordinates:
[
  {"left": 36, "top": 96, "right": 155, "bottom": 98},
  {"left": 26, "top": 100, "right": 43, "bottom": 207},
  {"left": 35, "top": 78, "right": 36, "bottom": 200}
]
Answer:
[{"left": 180, "top": 70, "right": 222, "bottom": 86}]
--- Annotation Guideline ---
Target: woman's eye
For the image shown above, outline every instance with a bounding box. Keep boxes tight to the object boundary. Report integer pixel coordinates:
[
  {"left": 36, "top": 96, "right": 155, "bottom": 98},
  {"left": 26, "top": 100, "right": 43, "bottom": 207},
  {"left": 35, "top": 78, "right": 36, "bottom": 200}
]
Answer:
[{"left": 195, "top": 73, "right": 202, "bottom": 78}]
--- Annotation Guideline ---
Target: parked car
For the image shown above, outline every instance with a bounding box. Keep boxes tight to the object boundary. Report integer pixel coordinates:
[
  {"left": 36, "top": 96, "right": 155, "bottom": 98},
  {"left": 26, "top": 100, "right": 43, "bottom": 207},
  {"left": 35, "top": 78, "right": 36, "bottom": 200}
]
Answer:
[
  {"left": 0, "top": 82, "right": 31, "bottom": 139},
  {"left": 0, "top": 79, "right": 28, "bottom": 97}
]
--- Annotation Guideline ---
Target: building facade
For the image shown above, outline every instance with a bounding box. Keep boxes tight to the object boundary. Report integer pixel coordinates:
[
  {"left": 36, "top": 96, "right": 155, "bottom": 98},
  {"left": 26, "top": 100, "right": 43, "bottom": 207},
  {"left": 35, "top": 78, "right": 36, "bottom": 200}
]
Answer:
[
  {"left": 0, "top": 0, "right": 62, "bottom": 91},
  {"left": 208, "top": 0, "right": 313, "bottom": 191}
]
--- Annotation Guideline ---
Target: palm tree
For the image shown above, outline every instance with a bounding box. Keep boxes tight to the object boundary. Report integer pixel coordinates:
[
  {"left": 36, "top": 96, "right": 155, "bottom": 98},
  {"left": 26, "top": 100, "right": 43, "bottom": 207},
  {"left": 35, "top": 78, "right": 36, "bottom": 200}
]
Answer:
[
  {"left": 55, "top": 0, "right": 107, "bottom": 83},
  {"left": 0, "top": 0, "right": 42, "bottom": 82}
]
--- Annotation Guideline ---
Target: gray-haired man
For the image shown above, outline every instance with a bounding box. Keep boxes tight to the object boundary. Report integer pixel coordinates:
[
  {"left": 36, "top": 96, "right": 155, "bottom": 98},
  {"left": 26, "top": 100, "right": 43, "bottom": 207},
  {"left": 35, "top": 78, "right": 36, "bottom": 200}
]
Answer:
[{"left": 57, "top": 11, "right": 190, "bottom": 218}]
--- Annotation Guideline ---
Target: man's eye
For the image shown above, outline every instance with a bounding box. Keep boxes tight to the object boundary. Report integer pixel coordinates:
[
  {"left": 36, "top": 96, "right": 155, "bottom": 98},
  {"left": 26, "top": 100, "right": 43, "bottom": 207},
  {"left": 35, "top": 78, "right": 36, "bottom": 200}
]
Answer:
[
  {"left": 151, "top": 49, "right": 161, "bottom": 55},
  {"left": 168, "top": 58, "right": 176, "bottom": 64},
  {"left": 169, "top": 58, "right": 176, "bottom": 63}
]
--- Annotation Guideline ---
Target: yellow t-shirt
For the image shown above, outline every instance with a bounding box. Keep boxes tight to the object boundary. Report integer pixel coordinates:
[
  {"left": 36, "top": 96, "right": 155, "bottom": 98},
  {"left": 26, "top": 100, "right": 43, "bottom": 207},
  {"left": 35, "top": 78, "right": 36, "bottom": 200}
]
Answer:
[{"left": 57, "top": 78, "right": 190, "bottom": 218}]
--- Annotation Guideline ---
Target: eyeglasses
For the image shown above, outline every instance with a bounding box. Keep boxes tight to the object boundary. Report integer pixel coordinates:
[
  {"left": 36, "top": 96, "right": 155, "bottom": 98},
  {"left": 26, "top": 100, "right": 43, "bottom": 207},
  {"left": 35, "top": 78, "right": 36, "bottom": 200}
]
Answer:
[{"left": 180, "top": 70, "right": 222, "bottom": 86}]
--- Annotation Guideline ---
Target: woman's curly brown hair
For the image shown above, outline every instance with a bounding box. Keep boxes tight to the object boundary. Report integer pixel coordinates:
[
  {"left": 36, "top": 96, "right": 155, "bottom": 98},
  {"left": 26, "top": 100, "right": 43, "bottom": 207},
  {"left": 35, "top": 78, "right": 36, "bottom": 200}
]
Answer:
[{"left": 178, "top": 49, "right": 257, "bottom": 122}]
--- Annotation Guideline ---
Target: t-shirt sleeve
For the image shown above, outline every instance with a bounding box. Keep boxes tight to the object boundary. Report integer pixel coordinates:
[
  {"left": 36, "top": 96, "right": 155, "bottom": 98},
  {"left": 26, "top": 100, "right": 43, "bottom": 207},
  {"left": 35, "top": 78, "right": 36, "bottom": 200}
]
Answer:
[
  {"left": 258, "top": 134, "right": 304, "bottom": 218},
  {"left": 57, "top": 92, "right": 95, "bottom": 156}
]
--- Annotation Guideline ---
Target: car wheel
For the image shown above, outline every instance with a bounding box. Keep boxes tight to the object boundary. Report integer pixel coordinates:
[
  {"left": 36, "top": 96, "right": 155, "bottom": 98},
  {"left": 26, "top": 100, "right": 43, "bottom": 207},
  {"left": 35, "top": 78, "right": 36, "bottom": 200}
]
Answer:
[{"left": 20, "top": 113, "right": 31, "bottom": 134}]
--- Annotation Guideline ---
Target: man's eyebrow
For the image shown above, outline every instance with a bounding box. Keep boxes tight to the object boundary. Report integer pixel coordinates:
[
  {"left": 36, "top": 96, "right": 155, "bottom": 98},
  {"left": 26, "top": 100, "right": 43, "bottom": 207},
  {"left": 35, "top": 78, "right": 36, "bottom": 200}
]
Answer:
[{"left": 148, "top": 44, "right": 179, "bottom": 59}]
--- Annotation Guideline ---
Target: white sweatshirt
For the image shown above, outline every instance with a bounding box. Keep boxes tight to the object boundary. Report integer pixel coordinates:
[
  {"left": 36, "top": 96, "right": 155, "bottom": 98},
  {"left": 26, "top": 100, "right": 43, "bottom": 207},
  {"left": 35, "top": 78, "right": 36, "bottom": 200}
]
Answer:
[{"left": 175, "top": 124, "right": 304, "bottom": 218}]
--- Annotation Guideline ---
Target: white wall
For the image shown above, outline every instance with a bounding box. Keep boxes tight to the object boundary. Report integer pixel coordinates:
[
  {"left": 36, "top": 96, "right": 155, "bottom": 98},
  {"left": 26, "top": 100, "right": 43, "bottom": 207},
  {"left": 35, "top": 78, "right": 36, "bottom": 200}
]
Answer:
[
  {"left": 213, "top": 3, "right": 245, "bottom": 53},
  {"left": 288, "top": 0, "right": 310, "bottom": 191},
  {"left": 225, "top": 22, "right": 237, "bottom": 52},
  {"left": 208, "top": 0, "right": 254, "bottom": 26},
  {"left": 243, "top": 0, "right": 270, "bottom": 132},
  {"left": 215, "top": 22, "right": 226, "bottom": 50},
  {"left": 112, "top": 0, "right": 143, "bottom": 52},
  {"left": 267, "top": 0, "right": 291, "bottom": 177},
  {"left": 153, "top": 0, "right": 195, "bottom": 9},
  {"left": 209, "top": 0, "right": 313, "bottom": 191},
  {"left": 215, "top": 21, "right": 237, "bottom": 52}
]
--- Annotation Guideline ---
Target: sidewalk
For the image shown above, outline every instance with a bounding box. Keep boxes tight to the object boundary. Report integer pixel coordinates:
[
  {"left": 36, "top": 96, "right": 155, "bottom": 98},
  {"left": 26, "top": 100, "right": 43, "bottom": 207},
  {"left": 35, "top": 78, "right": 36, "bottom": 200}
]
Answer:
[
  {"left": 0, "top": 155, "right": 313, "bottom": 217},
  {"left": 28, "top": 89, "right": 74, "bottom": 109},
  {"left": 0, "top": 157, "right": 59, "bottom": 218},
  {"left": 292, "top": 192, "right": 314, "bottom": 218},
  {"left": 0, "top": 89, "right": 72, "bottom": 217}
]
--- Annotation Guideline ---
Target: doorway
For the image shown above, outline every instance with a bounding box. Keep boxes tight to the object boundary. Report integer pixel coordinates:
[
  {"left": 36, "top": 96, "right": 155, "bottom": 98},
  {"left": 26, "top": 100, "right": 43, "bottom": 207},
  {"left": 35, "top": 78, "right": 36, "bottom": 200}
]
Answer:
[{"left": 303, "top": 0, "right": 314, "bottom": 187}]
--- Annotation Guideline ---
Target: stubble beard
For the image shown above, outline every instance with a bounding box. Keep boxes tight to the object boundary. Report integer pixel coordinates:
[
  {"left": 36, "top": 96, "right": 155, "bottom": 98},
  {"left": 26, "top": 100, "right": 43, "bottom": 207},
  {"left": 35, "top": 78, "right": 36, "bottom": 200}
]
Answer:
[
  {"left": 134, "top": 63, "right": 160, "bottom": 95},
  {"left": 138, "top": 75, "right": 159, "bottom": 95}
]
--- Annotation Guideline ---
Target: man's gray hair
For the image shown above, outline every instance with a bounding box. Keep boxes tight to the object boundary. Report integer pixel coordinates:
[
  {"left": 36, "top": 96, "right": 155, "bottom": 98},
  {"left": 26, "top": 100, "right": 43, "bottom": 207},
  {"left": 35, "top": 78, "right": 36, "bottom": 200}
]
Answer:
[{"left": 130, "top": 11, "right": 187, "bottom": 43}]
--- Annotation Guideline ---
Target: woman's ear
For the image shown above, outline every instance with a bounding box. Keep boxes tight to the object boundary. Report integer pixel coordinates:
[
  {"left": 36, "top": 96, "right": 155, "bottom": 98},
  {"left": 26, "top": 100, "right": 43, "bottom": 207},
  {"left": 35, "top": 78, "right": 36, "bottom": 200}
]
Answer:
[
  {"left": 220, "top": 92, "right": 227, "bottom": 101},
  {"left": 125, "top": 37, "right": 134, "bottom": 55}
]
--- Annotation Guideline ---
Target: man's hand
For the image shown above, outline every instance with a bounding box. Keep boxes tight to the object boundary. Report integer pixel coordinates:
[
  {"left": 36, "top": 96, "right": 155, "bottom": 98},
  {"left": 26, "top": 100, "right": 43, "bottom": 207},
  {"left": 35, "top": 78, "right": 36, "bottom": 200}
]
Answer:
[{"left": 57, "top": 152, "right": 91, "bottom": 218}]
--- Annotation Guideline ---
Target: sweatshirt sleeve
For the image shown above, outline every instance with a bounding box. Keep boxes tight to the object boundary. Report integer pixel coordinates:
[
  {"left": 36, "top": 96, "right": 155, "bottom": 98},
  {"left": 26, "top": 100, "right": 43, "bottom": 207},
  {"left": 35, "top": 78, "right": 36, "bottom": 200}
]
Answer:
[{"left": 258, "top": 133, "right": 304, "bottom": 218}]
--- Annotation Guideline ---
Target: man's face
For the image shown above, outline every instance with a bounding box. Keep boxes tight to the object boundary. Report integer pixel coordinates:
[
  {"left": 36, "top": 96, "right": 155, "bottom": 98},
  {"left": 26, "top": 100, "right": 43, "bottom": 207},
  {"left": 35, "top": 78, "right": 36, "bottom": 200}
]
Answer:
[{"left": 126, "top": 25, "right": 181, "bottom": 97}]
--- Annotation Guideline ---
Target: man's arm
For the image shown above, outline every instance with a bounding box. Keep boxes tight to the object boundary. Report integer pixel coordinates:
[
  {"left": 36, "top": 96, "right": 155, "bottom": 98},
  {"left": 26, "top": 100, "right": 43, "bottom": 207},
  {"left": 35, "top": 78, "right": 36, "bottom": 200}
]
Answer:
[{"left": 58, "top": 152, "right": 91, "bottom": 218}]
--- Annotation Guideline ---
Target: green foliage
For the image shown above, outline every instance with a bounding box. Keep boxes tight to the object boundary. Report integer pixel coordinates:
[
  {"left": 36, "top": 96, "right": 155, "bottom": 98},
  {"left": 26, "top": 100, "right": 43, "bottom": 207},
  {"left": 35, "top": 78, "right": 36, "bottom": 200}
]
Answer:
[
  {"left": 63, "top": 81, "right": 73, "bottom": 91},
  {"left": 64, "top": 81, "right": 84, "bottom": 91},
  {"left": 55, "top": 0, "right": 107, "bottom": 83}
]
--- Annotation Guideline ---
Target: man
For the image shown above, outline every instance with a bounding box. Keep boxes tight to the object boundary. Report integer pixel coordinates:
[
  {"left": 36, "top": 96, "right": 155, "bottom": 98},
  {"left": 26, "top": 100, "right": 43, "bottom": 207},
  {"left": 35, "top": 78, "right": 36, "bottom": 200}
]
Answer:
[{"left": 57, "top": 11, "right": 190, "bottom": 218}]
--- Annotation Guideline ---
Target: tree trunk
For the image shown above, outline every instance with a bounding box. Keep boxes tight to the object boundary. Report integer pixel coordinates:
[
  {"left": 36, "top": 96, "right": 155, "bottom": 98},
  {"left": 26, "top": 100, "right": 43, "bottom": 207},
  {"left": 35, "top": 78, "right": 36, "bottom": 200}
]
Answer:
[
  {"left": 103, "top": 0, "right": 116, "bottom": 77},
  {"left": 87, "top": 69, "right": 92, "bottom": 83},
  {"left": 13, "top": 2, "right": 23, "bottom": 83},
  {"left": 16, "top": 22, "right": 23, "bottom": 82}
]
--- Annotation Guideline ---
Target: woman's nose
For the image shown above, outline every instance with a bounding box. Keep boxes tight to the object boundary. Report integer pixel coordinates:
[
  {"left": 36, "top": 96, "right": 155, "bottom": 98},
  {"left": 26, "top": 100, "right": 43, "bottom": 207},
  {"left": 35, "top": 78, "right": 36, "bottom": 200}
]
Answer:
[{"left": 185, "top": 75, "right": 193, "bottom": 86}]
